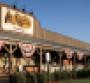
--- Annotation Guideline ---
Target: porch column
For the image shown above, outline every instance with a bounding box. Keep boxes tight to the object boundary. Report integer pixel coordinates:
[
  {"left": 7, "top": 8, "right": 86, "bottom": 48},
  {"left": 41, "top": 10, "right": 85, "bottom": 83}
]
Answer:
[
  {"left": 84, "top": 55, "right": 87, "bottom": 66},
  {"left": 4, "top": 42, "right": 18, "bottom": 74},
  {"left": 73, "top": 52, "right": 77, "bottom": 70},
  {"left": 9, "top": 44, "right": 13, "bottom": 74},
  {"left": 40, "top": 48, "right": 43, "bottom": 72},
  {"left": 59, "top": 51, "right": 62, "bottom": 70}
]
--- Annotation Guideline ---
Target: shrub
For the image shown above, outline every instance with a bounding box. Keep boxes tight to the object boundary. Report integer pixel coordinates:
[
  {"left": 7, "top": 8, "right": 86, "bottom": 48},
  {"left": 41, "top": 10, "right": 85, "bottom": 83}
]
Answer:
[
  {"left": 52, "top": 71, "right": 72, "bottom": 81},
  {"left": 87, "top": 68, "right": 90, "bottom": 78},
  {"left": 15, "top": 72, "right": 26, "bottom": 83},
  {"left": 26, "top": 72, "right": 36, "bottom": 83},
  {"left": 14, "top": 68, "right": 90, "bottom": 83},
  {"left": 74, "top": 68, "right": 90, "bottom": 78},
  {"left": 36, "top": 72, "right": 48, "bottom": 83}
]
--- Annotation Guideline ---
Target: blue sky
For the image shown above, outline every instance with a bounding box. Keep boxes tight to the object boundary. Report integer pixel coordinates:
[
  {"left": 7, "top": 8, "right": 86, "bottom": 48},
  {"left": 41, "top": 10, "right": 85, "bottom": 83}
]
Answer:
[{"left": 0, "top": 0, "right": 90, "bottom": 43}]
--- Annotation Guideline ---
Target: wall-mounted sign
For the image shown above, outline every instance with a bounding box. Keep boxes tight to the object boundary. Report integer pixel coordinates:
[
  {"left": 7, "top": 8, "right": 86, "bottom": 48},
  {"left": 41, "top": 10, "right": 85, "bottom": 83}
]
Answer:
[
  {"left": 5, "top": 11, "right": 31, "bottom": 28},
  {"left": 77, "top": 51, "right": 84, "bottom": 60},
  {"left": 64, "top": 48, "right": 73, "bottom": 59},
  {"left": 1, "top": 7, "right": 33, "bottom": 35},
  {"left": 19, "top": 43, "right": 35, "bottom": 57}
]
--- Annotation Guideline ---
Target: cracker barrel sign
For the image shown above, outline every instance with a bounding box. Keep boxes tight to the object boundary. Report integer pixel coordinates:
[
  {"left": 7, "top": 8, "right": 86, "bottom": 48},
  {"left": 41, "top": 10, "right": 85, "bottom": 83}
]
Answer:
[
  {"left": 1, "top": 7, "right": 33, "bottom": 34},
  {"left": 5, "top": 11, "right": 31, "bottom": 28}
]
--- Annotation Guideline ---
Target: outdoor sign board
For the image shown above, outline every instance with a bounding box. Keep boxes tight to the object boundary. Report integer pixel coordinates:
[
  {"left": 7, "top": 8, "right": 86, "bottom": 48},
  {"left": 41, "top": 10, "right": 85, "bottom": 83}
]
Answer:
[{"left": 1, "top": 6, "right": 33, "bottom": 35}]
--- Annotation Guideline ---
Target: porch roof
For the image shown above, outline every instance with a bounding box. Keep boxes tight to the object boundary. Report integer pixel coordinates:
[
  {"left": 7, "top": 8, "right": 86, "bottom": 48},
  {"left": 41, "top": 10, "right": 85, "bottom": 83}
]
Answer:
[{"left": 0, "top": 30, "right": 90, "bottom": 55}]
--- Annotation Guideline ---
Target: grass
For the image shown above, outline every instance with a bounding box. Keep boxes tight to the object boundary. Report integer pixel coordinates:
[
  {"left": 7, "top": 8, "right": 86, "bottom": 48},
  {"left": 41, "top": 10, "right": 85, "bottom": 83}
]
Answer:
[{"left": 61, "top": 79, "right": 90, "bottom": 83}]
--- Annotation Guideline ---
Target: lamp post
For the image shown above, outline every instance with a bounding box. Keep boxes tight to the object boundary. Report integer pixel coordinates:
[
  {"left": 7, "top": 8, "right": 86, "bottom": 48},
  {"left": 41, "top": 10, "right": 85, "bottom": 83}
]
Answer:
[{"left": 45, "top": 52, "right": 51, "bottom": 83}]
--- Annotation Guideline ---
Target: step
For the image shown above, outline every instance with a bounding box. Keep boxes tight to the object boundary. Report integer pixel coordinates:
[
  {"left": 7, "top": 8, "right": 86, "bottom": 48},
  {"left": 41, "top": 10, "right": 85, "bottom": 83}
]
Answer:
[{"left": 0, "top": 76, "right": 10, "bottom": 83}]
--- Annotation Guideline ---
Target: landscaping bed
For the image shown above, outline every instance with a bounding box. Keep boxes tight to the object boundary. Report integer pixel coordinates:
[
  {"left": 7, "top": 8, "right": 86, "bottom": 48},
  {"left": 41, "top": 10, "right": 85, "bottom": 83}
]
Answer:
[{"left": 13, "top": 68, "right": 90, "bottom": 83}]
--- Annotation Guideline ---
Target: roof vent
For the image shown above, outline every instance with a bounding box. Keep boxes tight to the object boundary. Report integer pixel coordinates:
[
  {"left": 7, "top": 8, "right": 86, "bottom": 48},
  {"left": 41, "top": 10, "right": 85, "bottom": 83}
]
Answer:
[
  {"left": 22, "top": 8, "right": 25, "bottom": 12},
  {"left": 13, "top": 4, "right": 16, "bottom": 9},
  {"left": 29, "top": 11, "right": 33, "bottom": 15}
]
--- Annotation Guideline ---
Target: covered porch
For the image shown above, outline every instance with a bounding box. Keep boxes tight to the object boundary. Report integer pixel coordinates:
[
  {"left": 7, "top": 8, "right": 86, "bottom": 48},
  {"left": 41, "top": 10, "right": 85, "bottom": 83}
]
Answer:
[{"left": 0, "top": 38, "right": 90, "bottom": 75}]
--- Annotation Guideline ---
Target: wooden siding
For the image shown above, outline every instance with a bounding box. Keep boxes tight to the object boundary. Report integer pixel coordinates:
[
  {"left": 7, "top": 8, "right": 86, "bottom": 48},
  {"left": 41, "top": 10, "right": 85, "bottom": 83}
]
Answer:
[{"left": 33, "top": 17, "right": 90, "bottom": 50}]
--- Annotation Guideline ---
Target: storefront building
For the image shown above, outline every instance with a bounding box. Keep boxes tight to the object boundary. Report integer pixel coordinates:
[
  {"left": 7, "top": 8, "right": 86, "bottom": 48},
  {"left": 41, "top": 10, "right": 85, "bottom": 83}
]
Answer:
[{"left": 0, "top": 3, "right": 90, "bottom": 75}]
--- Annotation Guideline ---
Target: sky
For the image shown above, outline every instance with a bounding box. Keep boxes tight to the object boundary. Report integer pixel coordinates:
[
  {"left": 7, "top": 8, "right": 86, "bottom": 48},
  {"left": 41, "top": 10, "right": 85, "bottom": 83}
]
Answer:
[{"left": 0, "top": 0, "right": 90, "bottom": 43}]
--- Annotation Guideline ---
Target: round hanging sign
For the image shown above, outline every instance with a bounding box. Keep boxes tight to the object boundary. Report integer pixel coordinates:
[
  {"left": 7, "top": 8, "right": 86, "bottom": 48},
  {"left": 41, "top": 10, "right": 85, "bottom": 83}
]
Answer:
[{"left": 19, "top": 43, "right": 35, "bottom": 57}]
